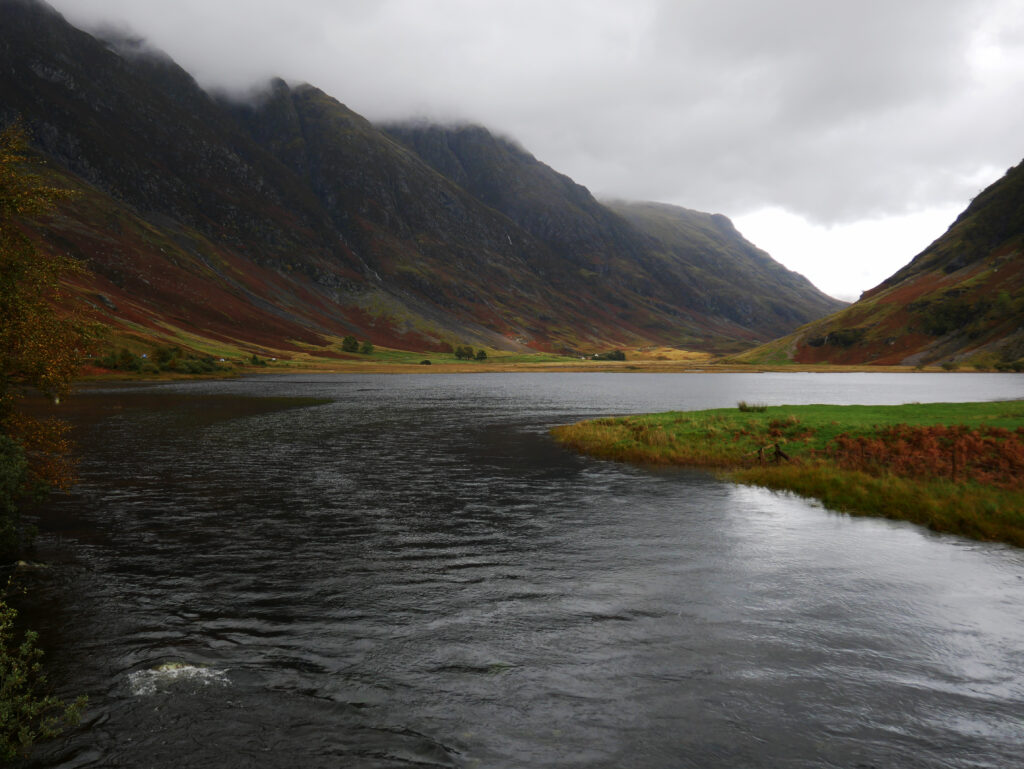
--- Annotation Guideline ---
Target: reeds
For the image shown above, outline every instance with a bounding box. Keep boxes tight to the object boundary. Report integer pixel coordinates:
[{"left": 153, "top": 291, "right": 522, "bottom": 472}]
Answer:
[{"left": 737, "top": 400, "right": 768, "bottom": 412}]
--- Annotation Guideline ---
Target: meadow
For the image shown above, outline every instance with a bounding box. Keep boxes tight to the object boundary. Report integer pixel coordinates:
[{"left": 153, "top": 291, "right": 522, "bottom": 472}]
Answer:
[{"left": 552, "top": 401, "right": 1024, "bottom": 546}]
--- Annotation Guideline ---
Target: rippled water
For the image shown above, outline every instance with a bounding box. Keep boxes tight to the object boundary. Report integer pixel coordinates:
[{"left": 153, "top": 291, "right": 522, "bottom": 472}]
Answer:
[{"left": 15, "top": 373, "right": 1024, "bottom": 768}]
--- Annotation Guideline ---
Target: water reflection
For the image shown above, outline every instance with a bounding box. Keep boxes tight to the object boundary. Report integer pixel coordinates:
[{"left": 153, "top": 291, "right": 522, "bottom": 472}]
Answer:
[{"left": 17, "top": 373, "right": 1024, "bottom": 768}]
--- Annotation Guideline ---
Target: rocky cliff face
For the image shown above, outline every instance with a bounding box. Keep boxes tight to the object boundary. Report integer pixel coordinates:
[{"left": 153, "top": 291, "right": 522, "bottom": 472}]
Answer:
[{"left": 1, "top": 0, "right": 844, "bottom": 356}]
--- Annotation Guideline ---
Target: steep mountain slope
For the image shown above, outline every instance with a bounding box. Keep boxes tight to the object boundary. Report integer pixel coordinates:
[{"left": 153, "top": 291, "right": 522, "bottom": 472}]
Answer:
[
  {"left": 604, "top": 201, "right": 843, "bottom": 335},
  {"left": 736, "top": 160, "right": 1024, "bottom": 367},
  {"left": 384, "top": 124, "right": 845, "bottom": 344},
  {"left": 1, "top": 0, "right": 842, "bottom": 357}
]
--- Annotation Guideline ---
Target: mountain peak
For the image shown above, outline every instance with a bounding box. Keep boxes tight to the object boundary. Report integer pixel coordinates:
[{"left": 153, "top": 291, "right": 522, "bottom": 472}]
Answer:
[{"left": 1, "top": 0, "right": 844, "bottom": 356}]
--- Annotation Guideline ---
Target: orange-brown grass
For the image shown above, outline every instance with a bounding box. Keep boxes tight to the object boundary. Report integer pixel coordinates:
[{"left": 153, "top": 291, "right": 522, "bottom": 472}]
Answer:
[
  {"left": 552, "top": 401, "right": 1024, "bottom": 547},
  {"left": 827, "top": 424, "right": 1024, "bottom": 490}
]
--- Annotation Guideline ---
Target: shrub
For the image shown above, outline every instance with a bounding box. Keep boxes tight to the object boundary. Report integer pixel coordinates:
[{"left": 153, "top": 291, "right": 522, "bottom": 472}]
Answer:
[
  {"left": 341, "top": 336, "right": 359, "bottom": 353},
  {"left": 359, "top": 340, "right": 374, "bottom": 355},
  {"left": 1, "top": 595, "right": 86, "bottom": 761},
  {"left": 825, "top": 328, "right": 866, "bottom": 347},
  {"left": 593, "top": 350, "right": 626, "bottom": 361},
  {"left": 117, "top": 348, "right": 139, "bottom": 371},
  {"left": 920, "top": 300, "right": 987, "bottom": 336},
  {"left": 153, "top": 346, "right": 180, "bottom": 365},
  {"left": 737, "top": 401, "right": 768, "bottom": 413},
  {"left": 0, "top": 436, "right": 29, "bottom": 557}
]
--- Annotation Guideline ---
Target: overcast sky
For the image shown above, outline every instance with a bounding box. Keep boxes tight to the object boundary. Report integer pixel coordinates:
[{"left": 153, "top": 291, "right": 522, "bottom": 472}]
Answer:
[{"left": 51, "top": 0, "right": 1024, "bottom": 301}]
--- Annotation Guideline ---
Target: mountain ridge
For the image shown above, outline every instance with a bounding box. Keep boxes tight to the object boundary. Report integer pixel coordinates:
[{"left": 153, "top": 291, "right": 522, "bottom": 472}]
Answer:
[{"left": 1, "top": 0, "right": 845, "bottom": 358}]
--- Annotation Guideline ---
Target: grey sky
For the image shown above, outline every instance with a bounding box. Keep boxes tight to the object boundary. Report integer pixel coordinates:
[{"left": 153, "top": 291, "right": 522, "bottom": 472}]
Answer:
[{"left": 48, "top": 0, "right": 1024, "bottom": 300}]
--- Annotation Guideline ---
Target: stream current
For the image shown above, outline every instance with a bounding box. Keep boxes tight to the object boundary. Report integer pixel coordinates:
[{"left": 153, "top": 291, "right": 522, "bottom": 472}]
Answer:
[{"left": 15, "top": 372, "right": 1024, "bottom": 768}]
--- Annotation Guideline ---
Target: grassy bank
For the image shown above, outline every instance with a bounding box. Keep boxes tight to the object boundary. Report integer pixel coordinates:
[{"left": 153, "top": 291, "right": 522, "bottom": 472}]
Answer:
[
  {"left": 551, "top": 401, "right": 1024, "bottom": 546},
  {"left": 81, "top": 339, "right": 971, "bottom": 380}
]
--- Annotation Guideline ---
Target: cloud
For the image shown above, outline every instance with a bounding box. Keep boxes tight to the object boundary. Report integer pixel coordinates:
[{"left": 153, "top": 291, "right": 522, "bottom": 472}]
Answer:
[
  {"left": 54, "top": 0, "right": 1023, "bottom": 217},
  {"left": 734, "top": 205, "right": 965, "bottom": 302},
  {"left": 46, "top": 0, "right": 1024, "bottom": 296}
]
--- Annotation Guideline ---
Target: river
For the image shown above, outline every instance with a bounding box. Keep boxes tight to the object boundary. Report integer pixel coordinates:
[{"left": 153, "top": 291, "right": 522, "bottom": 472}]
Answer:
[{"left": 15, "top": 372, "right": 1024, "bottom": 768}]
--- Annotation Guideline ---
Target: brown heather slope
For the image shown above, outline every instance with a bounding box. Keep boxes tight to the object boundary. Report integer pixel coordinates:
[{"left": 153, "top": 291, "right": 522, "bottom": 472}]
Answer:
[
  {"left": 1, "top": 0, "right": 841, "bottom": 359},
  {"left": 736, "top": 159, "right": 1024, "bottom": 368}
]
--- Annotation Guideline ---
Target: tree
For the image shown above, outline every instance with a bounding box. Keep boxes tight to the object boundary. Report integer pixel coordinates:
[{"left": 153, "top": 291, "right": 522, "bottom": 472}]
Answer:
[
  {"left": 341, "top": 335, "right": 359, "bottom": 353},
  {"left": 359, "top": 340, "right": 374, "bottom": 355},
  {"left": 1, "top": 124, "right": 94, "bottom": 556},
  {"left": 0, "top": 124, "right": 90, "bottom": 756},
  {"left": 475, "top": 349, "right": 487, "bottom": 360}
]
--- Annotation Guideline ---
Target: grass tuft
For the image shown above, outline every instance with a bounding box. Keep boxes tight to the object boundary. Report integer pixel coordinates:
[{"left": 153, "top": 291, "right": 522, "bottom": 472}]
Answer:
[{"left": 737, "top": 400, "right": 768, "bottom": 412}]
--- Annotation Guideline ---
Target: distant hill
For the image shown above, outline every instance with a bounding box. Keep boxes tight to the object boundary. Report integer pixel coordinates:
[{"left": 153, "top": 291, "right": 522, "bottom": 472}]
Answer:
[
  {"left": 736, "top": 160, "right": 1024, "bottom": 367},
  {"left": 604, "top": 201, "right": 843, "bottom": 337},
  {"left": 0, "top": 0, "right": 843, "bottom": 358},
  {"left": 383, "top": 124, "right": 844, "bottom": 345}
]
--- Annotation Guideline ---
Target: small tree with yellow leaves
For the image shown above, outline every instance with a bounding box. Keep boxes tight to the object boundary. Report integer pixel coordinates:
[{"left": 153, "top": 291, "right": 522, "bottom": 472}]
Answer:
[
  {"left": 0, "top": 123, "right": 91, "bottom": 758},
  {"left": 0, "top": 124, "right": 94, "bottom": 555}
]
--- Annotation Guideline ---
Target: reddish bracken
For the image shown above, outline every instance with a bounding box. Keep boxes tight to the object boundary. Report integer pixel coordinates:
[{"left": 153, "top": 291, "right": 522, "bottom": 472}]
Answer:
[{"left": 828, "top": 424, "right": 1024, "bottom": 489}]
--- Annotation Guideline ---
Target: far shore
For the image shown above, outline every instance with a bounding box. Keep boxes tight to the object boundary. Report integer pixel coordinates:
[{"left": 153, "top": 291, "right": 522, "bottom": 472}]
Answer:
[{"left": 75, "top": 358, "right": 972, "bottom": 382}]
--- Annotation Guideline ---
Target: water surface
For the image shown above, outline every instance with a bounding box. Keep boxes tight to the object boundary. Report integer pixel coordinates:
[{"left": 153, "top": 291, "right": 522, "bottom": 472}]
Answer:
[{"left": 17, "top": 373, "right": 1024, "bottom": 768}]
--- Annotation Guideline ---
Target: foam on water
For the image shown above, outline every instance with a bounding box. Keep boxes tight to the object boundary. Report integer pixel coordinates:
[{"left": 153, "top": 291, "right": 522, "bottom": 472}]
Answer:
[{"left": 127, "top": 662, "right": 230, "bottom": 696}]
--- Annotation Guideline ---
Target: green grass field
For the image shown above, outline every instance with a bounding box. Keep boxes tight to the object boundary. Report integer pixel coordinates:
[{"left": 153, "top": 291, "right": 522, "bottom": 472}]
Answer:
[{"left": 552, "top": 401, "right": 1024, "bottom": 546}]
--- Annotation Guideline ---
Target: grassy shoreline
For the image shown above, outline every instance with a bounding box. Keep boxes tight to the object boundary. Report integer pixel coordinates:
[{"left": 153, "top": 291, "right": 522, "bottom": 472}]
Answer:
[
  {"left": 78, "top": 342, "right": 1000, "bottom": 381},
  {"left": 75, "top": 359, "right": 977, "bottom": 382},
  {"left": 552, "top": 401, "right": 1024, "bottom": 547}
]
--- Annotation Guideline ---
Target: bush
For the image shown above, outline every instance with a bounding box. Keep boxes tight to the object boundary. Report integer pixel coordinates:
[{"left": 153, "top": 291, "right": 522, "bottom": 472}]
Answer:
[
  {"left": 941, "top": 361, "right": 960, "bottom": 371},
  {"left": 592, "top": 350, "right": 626, "bottom": 361},
  {"left": 153, "top": 346, "right": 180, "bottom": 365},
  {"left": 341, "top": 336, "right": 359, "bottom": 353},
  {"left": 920, "top": 300, "right": 987, "bottom": 336},
  {"left": 825, "top": 328, "right": 866, "bottom": 348},
  {"left": 1, "top": 595, "right": 86, "bottom": 761},
  {"left": 359, "top": 340, "right": 374, "bottom": 355},
  {"left": 0, "top": 436, "right": 29, "bottom": 558},
  {"left": 737, "top": 401, "right": 768, "bottom": 413},
  {"left": 100, "top": 348, "right": 142, "bottom": 372}
]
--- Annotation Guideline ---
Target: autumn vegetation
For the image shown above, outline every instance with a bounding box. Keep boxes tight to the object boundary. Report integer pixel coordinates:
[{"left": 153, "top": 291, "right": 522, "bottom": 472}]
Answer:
[
  {"left": 1, "top": 124, "right": 89, "bottom": 759},
  {"left": 552, "top": 401, "right": 1024, "bottom": 547}
]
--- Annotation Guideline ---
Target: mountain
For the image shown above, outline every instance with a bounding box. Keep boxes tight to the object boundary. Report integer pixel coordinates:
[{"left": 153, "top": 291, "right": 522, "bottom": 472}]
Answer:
[
  {"left": 0, "top": 0, "right": 843, "bottom": 358},
  {"left": 382, "top": 124, "right": 843, "bottom": 343},
  {"left": 736, "top": 160, "right": 1024, "bottom": 367},
  {"left": 603, "top": 200, "right": 842, "bottom": 335}
]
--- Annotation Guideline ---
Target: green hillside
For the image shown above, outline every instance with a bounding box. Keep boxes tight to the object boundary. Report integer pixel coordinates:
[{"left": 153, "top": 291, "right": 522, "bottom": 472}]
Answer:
[{"left": 736, "top": 160, "right": 1024, "bottom": 368}]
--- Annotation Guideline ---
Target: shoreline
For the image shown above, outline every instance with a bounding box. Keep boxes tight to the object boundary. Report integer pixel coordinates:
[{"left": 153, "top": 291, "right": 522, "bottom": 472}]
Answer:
[
  {"left": 552, "top": 402, "right": 1024, "bottom": 547},
  {"left": 74, "top": 359, "right": 977, "bottom": 383}
]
